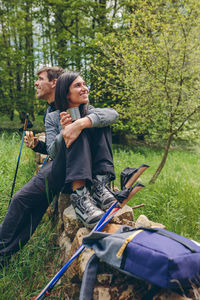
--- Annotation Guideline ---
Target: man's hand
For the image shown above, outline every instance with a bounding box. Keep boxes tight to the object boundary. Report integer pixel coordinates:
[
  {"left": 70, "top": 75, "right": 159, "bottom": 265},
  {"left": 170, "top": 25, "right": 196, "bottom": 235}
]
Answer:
[
  {"left": 24, "top": 131, "right": 39, "bottom": 149},
  {"left": 61, "top": 116, "right": 92, "bottom": 148}
]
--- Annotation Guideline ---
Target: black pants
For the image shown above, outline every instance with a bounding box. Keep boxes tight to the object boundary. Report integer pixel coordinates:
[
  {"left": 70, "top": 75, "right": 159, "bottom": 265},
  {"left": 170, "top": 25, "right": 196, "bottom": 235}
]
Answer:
[
  {"left": 0, "top": 127, "right": 114, "bottom": 259},
  {"left": 52, "top": 127, "right": 115, "bottom": 192},
  {"left": 0, "top": 162, "right": 55, "bottom": 259}
]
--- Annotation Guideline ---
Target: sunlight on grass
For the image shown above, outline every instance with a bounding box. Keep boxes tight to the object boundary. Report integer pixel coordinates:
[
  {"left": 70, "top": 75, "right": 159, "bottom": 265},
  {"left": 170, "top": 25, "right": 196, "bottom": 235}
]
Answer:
[{"left": 113, "top": 144, "right": 200, "bottom": 241}]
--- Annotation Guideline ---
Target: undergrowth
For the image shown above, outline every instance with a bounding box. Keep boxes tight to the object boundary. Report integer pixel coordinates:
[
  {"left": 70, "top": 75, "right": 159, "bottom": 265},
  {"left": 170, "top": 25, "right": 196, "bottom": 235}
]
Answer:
[
  {"left": 113, "top": 144, "right": 200, "bottom": 241},
  {"left": 0, "top": 132, "right": 61, "bottom": 299},
  {"left": 0, "top": 132, "right": 199, "bottom": 298}
]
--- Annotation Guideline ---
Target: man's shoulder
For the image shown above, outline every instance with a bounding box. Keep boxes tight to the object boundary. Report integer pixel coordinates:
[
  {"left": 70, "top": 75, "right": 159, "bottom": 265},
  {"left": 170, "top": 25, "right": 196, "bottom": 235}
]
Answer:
[
  {"left": 88, "top": 104, "right": 94, "bottom": 110},
  {"left": 47, "top": 109, "right": 60, "bottom": 117},
  {"left": 45, "top": 110, "right": 60, "bottom": 122}
]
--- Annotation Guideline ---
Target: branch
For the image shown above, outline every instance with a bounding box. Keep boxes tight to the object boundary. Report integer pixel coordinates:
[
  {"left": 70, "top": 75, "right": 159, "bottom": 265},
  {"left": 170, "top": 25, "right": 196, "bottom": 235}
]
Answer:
[
  {"left": 176, "top": 23, "right": 187, "bottom": 109},
  {"left": 161, "top": 32, "right": 174, "bottom": 110},
  {"left": 131, "top": 203, "right": 145, "bottom": 210},
  {"left": 174, "top": 105, "right": 200, "bottom": 135},
  {"left": 44, "top": 0, "right": 86, "bottom": 44}
]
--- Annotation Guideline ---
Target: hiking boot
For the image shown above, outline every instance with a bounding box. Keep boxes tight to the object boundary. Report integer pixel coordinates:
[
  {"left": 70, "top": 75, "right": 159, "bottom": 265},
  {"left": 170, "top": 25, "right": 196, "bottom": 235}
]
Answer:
[
  {"left": 92, "top": 175, "right": 116, "bottom": 211},
  {"left": 71, "top": 186, "right": 104, "bottom": 228}
]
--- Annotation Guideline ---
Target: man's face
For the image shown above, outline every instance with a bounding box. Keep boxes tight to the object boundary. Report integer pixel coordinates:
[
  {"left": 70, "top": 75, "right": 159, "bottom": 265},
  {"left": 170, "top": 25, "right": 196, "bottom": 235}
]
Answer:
[{"left": 35, "top": 71, "right": 55, "bottom": 102}]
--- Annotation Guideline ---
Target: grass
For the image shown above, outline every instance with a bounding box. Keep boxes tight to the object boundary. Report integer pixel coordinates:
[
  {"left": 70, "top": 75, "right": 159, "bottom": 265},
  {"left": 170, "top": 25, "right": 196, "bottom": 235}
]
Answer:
[
  {"left": 113, "top": 144, "right": 200, "bottom": 241},
  {"left": 0, "top": 132, "right": 36, "bottom": 211},
  {"left": 0, "top": 132, "right": 199, "bottom": 298},
  {"left": 0, "top": 112, "right": 45, "bottom": 133},
  {"left": 0, "top": 132, "right": 62, "bottom": 299}
]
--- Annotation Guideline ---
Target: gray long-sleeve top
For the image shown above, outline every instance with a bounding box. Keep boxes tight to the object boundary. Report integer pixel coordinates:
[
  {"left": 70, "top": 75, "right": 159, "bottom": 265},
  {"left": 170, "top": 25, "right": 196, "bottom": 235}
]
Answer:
[
  {"left": 45, "top": 105, "right": 118, "bottom": 159},
  {"left": 32, "top": 102, "right": 56, "bottom": 154}
]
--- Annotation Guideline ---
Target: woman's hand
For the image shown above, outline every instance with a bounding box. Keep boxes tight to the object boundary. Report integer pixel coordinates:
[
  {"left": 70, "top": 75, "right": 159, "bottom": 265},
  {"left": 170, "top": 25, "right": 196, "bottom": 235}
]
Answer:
[
  {"left": 62, "top": 121, "right": 82, "bottom": 148},
  {"left": 60, "top": 112, "right": 72, "bottom": 129},
  {"left": 62, "top": 117, "right": 92, "bottom": 148}
]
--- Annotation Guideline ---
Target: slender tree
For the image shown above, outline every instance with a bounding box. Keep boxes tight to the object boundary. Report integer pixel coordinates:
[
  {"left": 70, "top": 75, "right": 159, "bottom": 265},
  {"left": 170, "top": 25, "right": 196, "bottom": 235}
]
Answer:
[{"left": 90, "top": 0, "right": 200, "bottom": 182}]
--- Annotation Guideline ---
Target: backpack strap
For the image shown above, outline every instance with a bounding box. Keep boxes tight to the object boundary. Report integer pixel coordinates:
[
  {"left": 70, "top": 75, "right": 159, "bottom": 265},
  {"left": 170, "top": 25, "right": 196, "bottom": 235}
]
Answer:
[
  {"left": 79, "top": 254, "right": 99, "bottom": 300},
  {"left": 139, "top": 227, "right": 197, "bottom": 253}
]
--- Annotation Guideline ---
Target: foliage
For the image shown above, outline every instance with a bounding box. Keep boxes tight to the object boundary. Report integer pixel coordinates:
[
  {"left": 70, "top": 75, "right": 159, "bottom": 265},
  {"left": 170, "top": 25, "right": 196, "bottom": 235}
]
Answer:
[
  {"left": 90, "top": 0, "right": 200, "bottom": 181},
  {"left": 0, "top": 111, "right": 45, "bottom": 132},
  {"left": 1, "top": 0, "right": 200, "bottom": 147},
  {"left": 0, "top": 0, "right": 133, "bottom": 121},
  {"left": 0, "top": 0, "right": 35, "bottom": 120},
  {"left": 1, "top": 0, "right": 200, "bottom": 181},
  {"left": 90, "top": 0, "right": 200, "bottom": 138},
  {"left": 113, "top": 144, "right": 200, "bottom": 241}
]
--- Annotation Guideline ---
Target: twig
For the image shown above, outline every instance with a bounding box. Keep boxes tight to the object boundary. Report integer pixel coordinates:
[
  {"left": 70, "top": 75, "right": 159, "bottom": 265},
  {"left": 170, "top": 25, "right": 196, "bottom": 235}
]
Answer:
[{"left": 131, "top": 204, "right": 145, "bottom": 210}]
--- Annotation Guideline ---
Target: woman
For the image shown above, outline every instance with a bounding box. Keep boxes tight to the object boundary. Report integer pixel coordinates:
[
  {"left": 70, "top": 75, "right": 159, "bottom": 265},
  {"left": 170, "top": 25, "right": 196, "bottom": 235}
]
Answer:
[{"left": 45, "top": 71, "right": 118, "bottom": 228}]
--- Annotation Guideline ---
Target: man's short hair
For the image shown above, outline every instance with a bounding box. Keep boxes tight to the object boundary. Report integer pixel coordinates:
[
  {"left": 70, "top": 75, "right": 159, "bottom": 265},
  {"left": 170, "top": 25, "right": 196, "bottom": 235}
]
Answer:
[{"left": 37, "top": 66, "right": 65, "bottom": 81}]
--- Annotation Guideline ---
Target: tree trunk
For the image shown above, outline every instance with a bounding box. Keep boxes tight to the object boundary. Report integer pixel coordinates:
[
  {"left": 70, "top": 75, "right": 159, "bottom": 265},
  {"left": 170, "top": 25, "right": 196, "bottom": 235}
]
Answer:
[
  {"left": 75, "top": 14, "right": 81, "bottom": 70},
  {"left": 149, "top": 132, "right": 174, "bottom": 184},
  {"left": 46, "top": 7, "right": 54, "bottom": 66},
  {"left": 23, "top": 0, "right": 35, "bottom": 121},
  {"left": 0, "top": 14, "right": 14, "bottom": 120}
]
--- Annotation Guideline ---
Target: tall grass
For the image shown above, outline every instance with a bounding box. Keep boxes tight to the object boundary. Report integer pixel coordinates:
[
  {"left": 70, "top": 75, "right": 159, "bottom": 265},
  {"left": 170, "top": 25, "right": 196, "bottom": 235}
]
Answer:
[
  {"left": 0, "top": 113, "right": 45, "bottom": 133},
  {"left": 113, "top": 144, "right": 200, "bottom": 241},
  {"left": 0, "top": 132, "right": 199, "bottom": 298},
  {"left": 0, "top": 132, "right": 35, "bottom": 222},
  {"left": 0, "top": 132, "right": 62, "bottom": 299}
]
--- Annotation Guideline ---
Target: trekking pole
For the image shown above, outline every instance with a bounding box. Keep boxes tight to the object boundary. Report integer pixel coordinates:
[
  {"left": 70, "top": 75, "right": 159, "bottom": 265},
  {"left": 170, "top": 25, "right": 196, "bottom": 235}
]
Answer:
[
  {"left": 92, "top": 164, "right": 149, "bottom": 232},
  {"left": 98, "top": 182, "right": 145, "bottom": 230},
  {"left": 42, "top": 155, "right": 49, "bottom": 167},
  {"left": 9, "top": 113, "right": 29, "bottom": 205},
  {"left": 35, "top": 164, "right": 149, "bottom": 300}
]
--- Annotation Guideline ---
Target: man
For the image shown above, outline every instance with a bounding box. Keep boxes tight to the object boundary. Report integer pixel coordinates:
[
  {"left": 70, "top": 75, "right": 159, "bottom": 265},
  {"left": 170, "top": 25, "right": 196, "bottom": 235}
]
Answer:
[
  {"left": 0, "top": 67, "right": 118, "bottom": 264},
  {"left": 0, "top": 66, "right": 64, "bottom": 265},
  {"left": 24, "top": 66, "right": 64, "bottom": 153}
]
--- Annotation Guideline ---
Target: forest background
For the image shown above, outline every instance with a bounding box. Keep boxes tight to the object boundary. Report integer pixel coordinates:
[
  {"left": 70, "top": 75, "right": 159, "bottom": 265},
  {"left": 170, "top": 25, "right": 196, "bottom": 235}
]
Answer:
[
  {"left": 0, "top": 1, "right": 200, "bottom": 297},
  {"left": 1, "top": 0, "right": 200, "bottom": 182}
]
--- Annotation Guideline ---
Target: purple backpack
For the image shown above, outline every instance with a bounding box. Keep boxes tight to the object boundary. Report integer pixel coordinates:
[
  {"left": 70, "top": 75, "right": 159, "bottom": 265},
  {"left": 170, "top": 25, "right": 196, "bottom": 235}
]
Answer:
[{"left": 80, "top": 226, "right": 200, "bottom": 299}]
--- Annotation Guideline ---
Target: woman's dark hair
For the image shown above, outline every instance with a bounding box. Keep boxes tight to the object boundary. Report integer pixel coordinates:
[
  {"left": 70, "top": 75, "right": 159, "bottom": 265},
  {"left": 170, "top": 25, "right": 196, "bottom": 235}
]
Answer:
[{"left": 55, "top": 71, "right": 88, "bottom": 116}]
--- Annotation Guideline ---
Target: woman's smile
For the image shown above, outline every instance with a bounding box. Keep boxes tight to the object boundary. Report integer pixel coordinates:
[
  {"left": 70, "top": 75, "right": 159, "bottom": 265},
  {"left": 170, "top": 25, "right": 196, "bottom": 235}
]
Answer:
[{"left": 67, "top": 76, "right": 89, "bottom": 107}]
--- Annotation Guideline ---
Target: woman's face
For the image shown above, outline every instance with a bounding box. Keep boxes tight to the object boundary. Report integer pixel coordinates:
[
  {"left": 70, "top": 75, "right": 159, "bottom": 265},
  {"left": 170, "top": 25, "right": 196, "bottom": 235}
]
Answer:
[{"left": 67, "top": 76, "right": 89, "bottom": 108}]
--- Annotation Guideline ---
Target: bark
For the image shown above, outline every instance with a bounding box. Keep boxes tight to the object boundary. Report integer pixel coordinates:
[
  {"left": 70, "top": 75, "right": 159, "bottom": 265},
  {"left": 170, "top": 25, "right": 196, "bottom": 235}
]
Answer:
[
  {"left": 75, "top": 13, "right": 81, "bottom": 69},
  {"left": 46, "top": 7, "right": 54, "bottom": 65},
  {"left": 23, "top": 0, "right": 35, "bottom": 121},
  {"left": 98, "top": 0, "right": 107, "bottom": 29},
  {"left": 0, "top": 14, "right": 14, "bottom": 120},
  {"left": 149, "top": 132, "right": 174, "bottom": 184}
]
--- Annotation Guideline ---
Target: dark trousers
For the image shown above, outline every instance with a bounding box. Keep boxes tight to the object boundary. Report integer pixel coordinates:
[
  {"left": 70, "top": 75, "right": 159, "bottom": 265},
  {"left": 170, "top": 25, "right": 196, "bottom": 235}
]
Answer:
[
  {"left": 0, "top": 127, "right": 114, "bottom": 259},
  {"left": 0, "top": 162, "right": 55, "bottom": 258},
  {"left": 51, "top": 127, "right": 115, "bottom": 193}
]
